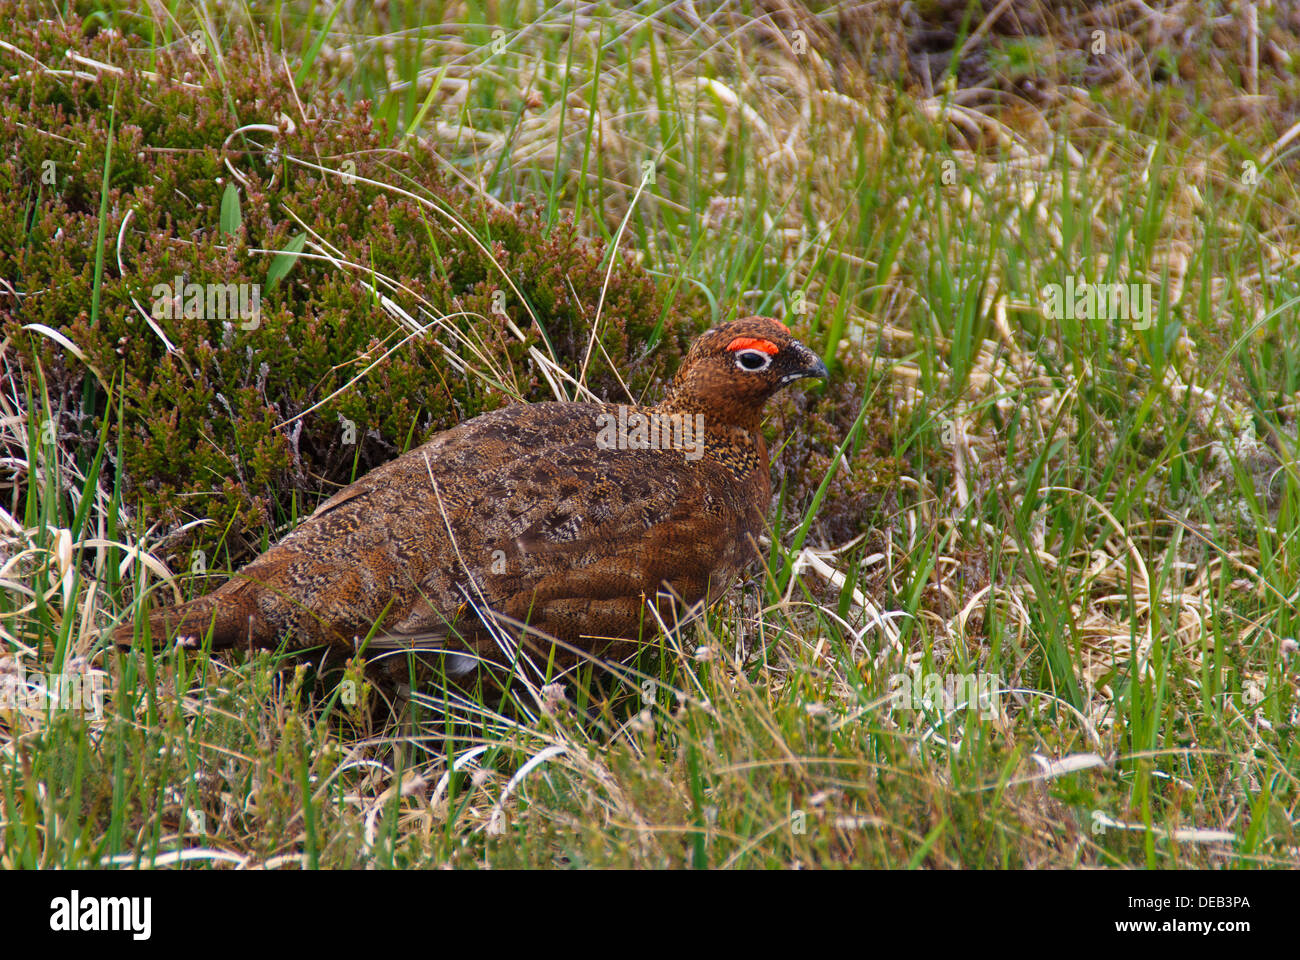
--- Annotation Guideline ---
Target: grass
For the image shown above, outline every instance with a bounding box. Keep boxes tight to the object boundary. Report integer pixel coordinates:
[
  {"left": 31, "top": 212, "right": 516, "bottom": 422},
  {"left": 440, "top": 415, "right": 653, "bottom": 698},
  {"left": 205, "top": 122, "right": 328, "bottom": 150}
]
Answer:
[{"left": 2, "top": 0, "right": 1299, "bottom": 868}]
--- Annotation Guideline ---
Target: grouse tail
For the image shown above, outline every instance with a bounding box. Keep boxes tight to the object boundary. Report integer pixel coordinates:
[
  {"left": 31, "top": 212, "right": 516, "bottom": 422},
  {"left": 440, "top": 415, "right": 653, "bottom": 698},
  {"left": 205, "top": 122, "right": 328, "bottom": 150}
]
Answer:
[{"left": 111, "top": 583, "right": 256, "bottom": 650}]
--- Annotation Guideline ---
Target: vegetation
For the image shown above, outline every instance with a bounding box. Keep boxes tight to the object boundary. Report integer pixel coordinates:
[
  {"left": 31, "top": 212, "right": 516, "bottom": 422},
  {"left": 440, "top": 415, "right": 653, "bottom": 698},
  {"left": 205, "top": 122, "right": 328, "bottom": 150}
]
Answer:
[{"left": 1, "top": 0, "right": 1297, "bottom": 868}]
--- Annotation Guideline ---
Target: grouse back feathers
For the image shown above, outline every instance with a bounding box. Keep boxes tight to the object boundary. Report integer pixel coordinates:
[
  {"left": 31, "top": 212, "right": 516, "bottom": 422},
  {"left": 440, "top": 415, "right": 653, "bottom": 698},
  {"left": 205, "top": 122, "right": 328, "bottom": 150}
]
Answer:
[{"left": 113, "top": 316, "right": 828, "bottom": 672}]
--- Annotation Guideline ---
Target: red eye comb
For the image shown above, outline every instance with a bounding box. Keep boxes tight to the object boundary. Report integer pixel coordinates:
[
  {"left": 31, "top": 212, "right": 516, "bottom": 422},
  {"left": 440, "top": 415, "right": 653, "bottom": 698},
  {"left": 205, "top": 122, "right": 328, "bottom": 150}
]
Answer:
[{"left": 727, "top": 337, "right": 779, "bottom": 355}]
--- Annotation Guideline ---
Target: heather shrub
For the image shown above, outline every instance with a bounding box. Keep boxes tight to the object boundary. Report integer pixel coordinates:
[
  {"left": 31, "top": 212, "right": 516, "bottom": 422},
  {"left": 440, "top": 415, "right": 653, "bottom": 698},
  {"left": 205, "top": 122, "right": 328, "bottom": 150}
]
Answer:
[{"left": 1, "top": 9, "right": 688, "bottom": 574}]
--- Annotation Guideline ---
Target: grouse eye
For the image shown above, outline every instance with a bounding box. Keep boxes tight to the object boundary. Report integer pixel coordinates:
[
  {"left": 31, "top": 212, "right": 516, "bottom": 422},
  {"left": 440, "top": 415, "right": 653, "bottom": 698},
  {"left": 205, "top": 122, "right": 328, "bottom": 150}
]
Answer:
[{"left": 734, "top": 349, "right": 772, "bottom": 372}]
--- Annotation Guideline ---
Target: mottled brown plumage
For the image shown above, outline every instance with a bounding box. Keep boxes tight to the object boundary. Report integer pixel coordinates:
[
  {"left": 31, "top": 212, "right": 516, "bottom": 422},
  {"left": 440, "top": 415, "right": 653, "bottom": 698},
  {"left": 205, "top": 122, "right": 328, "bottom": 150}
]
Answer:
[{"left": 113, "top": 317, "right": 827, "bottom": 675}]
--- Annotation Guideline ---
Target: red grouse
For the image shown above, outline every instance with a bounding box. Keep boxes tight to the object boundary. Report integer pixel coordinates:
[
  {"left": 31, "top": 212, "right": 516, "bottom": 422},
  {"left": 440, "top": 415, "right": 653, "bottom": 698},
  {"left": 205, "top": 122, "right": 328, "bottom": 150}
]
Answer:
[{"left": 113, "top": 317, "right": 827, "bottom": 675}]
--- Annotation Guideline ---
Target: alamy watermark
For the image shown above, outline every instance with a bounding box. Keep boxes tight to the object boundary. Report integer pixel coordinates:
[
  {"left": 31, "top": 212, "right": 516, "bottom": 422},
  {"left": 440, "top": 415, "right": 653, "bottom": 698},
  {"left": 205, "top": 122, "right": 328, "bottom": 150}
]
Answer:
[
  {"left": 0, "top": 663, "right": 105, "bottom": 717},
  {"left": 595, "top": 405, "right": 705, "bottom": 461},
  {"left": 887, "top": 670, "right": 1002, "bottom": 719},
  {"left": 49, "top": 891, "right": 150, "bottom": 940},
  {"left": 1041, "top": 276, "right": 1155, "bottom": 329},
  {"left": 150, "top": 276, "right": 262, "bottom": 329}
]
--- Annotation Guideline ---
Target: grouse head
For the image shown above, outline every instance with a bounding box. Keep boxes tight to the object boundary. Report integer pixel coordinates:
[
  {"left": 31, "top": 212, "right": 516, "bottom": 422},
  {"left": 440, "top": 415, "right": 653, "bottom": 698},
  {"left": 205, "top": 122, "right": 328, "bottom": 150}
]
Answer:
[{"left": 660, "top": 316, "right": 829, "bottom": 428}]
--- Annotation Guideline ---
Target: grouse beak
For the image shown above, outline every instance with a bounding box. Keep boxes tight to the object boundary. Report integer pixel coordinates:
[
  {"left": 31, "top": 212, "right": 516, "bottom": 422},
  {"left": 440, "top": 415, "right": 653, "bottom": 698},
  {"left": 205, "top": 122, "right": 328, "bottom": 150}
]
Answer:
[{"left": 781, "top": 344, "right": 829, "bottom": 385}]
